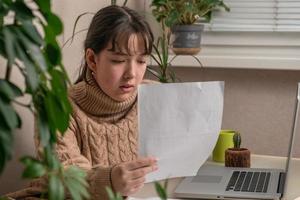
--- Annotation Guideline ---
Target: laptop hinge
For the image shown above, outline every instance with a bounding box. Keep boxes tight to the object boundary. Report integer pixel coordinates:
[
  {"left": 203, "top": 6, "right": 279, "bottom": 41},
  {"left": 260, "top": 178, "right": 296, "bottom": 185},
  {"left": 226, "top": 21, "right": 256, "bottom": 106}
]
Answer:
[{"left": 277, "top": 172, "right": 286, "bottom": 195}]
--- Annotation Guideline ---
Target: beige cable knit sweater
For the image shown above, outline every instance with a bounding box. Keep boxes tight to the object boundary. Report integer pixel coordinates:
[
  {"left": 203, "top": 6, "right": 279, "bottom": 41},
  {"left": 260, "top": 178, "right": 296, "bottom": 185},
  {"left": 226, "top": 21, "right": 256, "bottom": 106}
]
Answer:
[
  {"left": 58, "top": 75, "right": 140, "bottom": 199},
  {"left": 6, "top": 75, "right": 153, "bottom": 200}
]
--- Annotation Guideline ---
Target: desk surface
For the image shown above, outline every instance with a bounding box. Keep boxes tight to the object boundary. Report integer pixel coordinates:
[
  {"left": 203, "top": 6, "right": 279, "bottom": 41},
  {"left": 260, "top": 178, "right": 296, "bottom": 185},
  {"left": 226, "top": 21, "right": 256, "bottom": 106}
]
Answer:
[{"left": 133, "top": 154, "right": 300, "bottom": 200}]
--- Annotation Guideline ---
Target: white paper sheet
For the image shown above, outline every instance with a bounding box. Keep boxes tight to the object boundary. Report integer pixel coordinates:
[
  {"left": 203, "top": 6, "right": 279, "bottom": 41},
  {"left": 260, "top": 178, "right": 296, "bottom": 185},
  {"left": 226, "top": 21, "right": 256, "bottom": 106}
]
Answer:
[{"left": 138, "top": 81, "right": 224, "bottom": 182}]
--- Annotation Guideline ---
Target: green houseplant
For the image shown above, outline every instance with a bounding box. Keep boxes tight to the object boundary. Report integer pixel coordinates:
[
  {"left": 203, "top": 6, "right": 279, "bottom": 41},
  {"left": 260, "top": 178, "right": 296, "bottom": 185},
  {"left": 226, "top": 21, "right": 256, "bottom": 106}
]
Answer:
[
  {"left": 147, "top": 21, "right": 178, "bottom": 83},
  {"left": 225, "top": 132, "right": 251, "bottom": 168},
  {"left": 147, "top": 0, "right": 180, "bottom": 83},
  {"left": 0, "top": 0, "right": 89, "bottom": 199},
  {"left": 151, "top": 0, "right": 229, "bottom": 55}
]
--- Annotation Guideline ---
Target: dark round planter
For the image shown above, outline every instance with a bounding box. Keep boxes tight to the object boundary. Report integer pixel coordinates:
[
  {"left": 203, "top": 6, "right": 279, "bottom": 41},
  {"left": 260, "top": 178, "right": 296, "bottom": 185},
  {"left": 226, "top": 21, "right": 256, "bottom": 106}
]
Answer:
[
  {"left": 171, "top": 24, "right": 204, "bottom": 55},
  {"left": 225, "top": 148, "right": 251, "bottom": 168}
]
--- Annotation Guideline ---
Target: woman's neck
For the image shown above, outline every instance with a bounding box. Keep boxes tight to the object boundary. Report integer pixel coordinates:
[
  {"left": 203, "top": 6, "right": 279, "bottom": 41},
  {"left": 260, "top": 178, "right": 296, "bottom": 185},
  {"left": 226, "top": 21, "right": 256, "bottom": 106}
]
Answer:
[{"left": 69, "top": 72, "right": 137, "bottom": 122}]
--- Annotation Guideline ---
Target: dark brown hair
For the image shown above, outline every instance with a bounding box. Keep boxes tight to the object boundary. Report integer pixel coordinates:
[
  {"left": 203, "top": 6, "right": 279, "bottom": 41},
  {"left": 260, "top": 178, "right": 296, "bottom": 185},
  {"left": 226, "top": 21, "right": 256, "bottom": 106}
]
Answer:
[{"left": 75, "top": 5, "right": 154, "bottom": 83}]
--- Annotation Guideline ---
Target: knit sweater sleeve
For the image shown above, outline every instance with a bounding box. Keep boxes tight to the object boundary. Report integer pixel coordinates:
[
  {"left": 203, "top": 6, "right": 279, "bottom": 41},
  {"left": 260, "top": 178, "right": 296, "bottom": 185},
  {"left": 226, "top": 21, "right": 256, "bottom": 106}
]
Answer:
[{"left": 55, "top": 115, "right": 112, "bottom": 200}]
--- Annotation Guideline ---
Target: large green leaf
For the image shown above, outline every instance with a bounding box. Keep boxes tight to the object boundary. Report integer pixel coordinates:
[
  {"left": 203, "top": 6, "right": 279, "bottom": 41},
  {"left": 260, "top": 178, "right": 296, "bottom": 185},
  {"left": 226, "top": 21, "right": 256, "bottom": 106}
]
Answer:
[
  {"left": 13, "top": 1, "right": 34, "bottom": 21},
  {"left": 16, "top": 29, "right": 47, "bottom": 72},
  {"left": 44, "top": 90, "right": 70, "bottom": 133},
  {"left": 50, "top": 69, "right": 67, "bottom": 94},
  {"left": 46, "top": 13, "right": 63, "bottom": 36},
  {"left": 15, "top": 42, "right": 39, "bottom": 92},
  {"left": 50, "top": 69, "right": 71, "bottom": 113},
  {"left": 0, "top": 0, "right": 10, "bottom": 20},
  {"left": 43, "top": 24, "right": 56, "bottom": 44},
  {"left": 37, "top": 109, "right": 50, "bottom": 147},
  {"left": 20, "top": 156, "right": 46, "bottom": 178},
  {"left": 54, "top": 96, "right": 70, "bottom": 133},
  {"left": 21, "top": 21, "right": 43, "bottom": 46},
  {"left": 49, "top": 174, "right": 64, "bottom": 200},
  {"left": 3, "top": 27, "right": 15, "bottom": 67},
  {"left": 45, "top": 43, "right": 61, "bottom": 66},
  {"left": 34, "top": 0, "right": 51, "bottom": 14},
  {"left": 0, "top": 79, "right": 23, "bottom": 101},
  {"left": 0, "top": 98, "right": 19, "bottom": 130}
]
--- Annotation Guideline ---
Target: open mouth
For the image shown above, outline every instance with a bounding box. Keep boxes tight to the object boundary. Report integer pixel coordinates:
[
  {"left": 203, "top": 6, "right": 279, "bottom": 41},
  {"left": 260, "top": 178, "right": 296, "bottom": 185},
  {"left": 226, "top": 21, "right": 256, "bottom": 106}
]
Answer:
[{"left": 119, "top": 84, "right": 134, "bottom": 92}]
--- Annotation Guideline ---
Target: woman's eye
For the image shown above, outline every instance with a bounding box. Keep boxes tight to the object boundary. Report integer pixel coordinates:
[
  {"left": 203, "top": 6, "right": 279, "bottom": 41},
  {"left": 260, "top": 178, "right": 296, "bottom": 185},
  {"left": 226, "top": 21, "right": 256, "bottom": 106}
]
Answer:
[
  {"left": 111, "top": 60, "right": 125, "bottom": 63},
  {"left": 138, "top": 60, "right": 146, "bottom": 64}
]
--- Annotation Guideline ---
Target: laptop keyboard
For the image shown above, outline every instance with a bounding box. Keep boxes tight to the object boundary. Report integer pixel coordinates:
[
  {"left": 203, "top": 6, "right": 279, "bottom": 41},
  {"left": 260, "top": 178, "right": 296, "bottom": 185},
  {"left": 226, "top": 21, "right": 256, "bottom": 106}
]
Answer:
[{"left": 226, "top": 171, "right": 271, "bottom": 193}]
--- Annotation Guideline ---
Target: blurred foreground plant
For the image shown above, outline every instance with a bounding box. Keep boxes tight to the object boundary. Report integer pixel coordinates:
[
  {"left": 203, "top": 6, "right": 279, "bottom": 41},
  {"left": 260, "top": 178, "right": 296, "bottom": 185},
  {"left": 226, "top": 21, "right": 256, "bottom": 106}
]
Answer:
[{"left": 0, "top": 0, "right": 89, "bottom": 199}]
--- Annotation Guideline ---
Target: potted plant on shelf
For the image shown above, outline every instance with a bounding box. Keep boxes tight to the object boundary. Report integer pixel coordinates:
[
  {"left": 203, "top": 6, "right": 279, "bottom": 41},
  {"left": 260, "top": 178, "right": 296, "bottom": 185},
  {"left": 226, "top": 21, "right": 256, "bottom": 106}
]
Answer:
[
  {"left": 225, "top": 132, "right": 251, "bottom": 168},
  {"left": 0, "top": 0, "right": 88, "bottom": 199},
  {"left": 151, "top": 0, "right": 229, "bottom": 55}
]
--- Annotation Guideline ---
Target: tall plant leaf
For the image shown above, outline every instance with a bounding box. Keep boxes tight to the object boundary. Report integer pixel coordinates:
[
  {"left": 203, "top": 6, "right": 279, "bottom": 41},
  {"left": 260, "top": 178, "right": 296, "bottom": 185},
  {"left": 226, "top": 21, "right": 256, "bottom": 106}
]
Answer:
[
  {"left": 16, "top": 30, "right": 47, "bottom": 71},
  {"left": 49, "top": 174, "right": 65, "bottom": 200},
  {"left": 15, "top": 42, "right": 39, "bottom": 92},
  {"left": 3, "top": 27, "right": 15, "bottom": 67},
  {"left": 46, "top": 13, "right": 63, "bottom": 36},
  {"left": 21, "top": 156, "right": 47, "bottom": 178},
  {"left": 0, "top": 98, "right": 19, "bottom": 130},
  {"left": 0, "top": 80, "right": 22, "bottom": 101},
  {"left": 21, "top": 21, "right": 43, "bottom": 46}
]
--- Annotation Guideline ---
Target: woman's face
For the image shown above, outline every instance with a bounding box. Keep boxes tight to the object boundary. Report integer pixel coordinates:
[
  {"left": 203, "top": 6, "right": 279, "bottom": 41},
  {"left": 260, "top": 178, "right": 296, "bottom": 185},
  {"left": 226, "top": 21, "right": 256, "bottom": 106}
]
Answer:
[{"left": 86, "top": 34, "right": 149, "bottom": 102}]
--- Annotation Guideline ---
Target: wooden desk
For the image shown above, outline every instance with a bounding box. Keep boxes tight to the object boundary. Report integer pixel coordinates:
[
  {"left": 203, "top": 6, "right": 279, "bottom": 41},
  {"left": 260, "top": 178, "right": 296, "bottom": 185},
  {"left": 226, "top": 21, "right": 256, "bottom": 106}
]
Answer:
[{"left": 133, "top": 154, "right": 300, "bottom": 200}]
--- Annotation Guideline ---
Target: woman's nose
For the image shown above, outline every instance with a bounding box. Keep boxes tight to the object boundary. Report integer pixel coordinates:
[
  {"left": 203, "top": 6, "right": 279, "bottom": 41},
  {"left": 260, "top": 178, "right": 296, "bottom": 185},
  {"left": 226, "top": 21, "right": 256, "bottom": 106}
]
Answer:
[{"left": 124, "top": 61, "right": 136, "bottom": 80}]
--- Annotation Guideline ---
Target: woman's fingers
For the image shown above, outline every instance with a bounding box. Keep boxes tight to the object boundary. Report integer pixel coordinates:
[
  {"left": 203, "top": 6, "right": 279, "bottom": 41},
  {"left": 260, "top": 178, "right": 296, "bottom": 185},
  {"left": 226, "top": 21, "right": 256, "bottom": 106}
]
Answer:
[
  {"left": 125, "top": 156, "right": 157, "bottom": 170},
  {"left": 129, "top": 176, "right": 146, "bottom": 187},
  {"left": 129, "top": 164, "right": 158, "bottom": 179},
  {"left": 111, "top": 157, "right": 159, "bottom": 196}
]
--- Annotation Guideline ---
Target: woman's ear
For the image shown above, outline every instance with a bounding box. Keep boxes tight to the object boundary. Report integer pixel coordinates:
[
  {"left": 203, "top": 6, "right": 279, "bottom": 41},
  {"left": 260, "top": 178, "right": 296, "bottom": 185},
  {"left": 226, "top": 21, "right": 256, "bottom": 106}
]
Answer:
[{"left": 85, "top": 48, "right": 97, "bottom": 73}]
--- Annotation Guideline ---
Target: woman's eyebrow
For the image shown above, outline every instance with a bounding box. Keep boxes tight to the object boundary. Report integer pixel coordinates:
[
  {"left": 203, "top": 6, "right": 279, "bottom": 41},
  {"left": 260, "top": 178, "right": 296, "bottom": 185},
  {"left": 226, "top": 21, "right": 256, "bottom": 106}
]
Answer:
[
  {"left": 107, "top": 49, "right": 149, "bottom": 56},
  {"left": 107, "top": 50, "right": 128, "bottom": 56}
]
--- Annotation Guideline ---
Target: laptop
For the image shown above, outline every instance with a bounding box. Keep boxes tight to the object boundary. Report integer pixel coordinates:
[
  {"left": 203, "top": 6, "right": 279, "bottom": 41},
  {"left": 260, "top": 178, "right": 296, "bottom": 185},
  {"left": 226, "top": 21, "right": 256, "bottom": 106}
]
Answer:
[{"left": 174, "top": 83, "right": 300, "bottom": 200}]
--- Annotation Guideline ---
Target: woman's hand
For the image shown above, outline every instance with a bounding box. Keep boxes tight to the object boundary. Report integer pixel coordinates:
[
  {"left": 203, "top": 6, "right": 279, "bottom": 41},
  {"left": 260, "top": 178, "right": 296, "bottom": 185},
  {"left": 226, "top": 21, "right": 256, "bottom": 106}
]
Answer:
[{"left": 111, "top": 156, "right": 158, "bottom": 196}]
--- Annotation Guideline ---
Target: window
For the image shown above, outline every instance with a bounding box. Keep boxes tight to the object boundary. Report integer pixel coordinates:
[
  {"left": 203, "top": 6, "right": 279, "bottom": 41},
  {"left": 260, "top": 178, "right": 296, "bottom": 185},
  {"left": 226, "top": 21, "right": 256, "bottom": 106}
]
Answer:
[
  {"left": 209, "top": 0, "right": 300, "bottom": 32},
  {"left": 147, "top": 0, "right": 300, "bottom": 70}
]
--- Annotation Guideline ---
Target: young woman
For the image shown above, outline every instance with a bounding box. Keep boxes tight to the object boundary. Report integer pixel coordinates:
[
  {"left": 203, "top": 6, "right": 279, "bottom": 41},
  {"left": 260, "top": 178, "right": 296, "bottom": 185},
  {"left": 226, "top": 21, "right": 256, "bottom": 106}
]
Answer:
[
  {"left": 60, "top": 5, "right": 158, "bottom": 199},
  {"left": 6, "top": 5, "right": 158, "bottom": 200}
]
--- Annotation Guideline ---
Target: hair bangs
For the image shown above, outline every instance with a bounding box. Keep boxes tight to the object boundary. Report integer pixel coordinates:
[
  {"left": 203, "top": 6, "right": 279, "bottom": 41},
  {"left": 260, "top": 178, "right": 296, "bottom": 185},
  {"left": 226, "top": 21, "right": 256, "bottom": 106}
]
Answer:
[{"left": 108, "top": 25, "right": 153, "bottom": 56}]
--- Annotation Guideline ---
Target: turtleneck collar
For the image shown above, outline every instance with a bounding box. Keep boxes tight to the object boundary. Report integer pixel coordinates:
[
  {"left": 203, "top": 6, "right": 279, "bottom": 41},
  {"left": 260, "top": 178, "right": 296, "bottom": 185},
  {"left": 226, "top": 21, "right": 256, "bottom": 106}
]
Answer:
[{"left": 69, "top": 72, "right": 137, "bottom": 121}]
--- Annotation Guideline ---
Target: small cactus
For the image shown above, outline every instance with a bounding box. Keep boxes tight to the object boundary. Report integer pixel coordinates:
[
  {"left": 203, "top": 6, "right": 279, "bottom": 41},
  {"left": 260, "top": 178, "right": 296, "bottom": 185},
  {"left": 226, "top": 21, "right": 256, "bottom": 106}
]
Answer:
[{"left": 233, "top": 131, "right": 241, "bottom": 149}]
